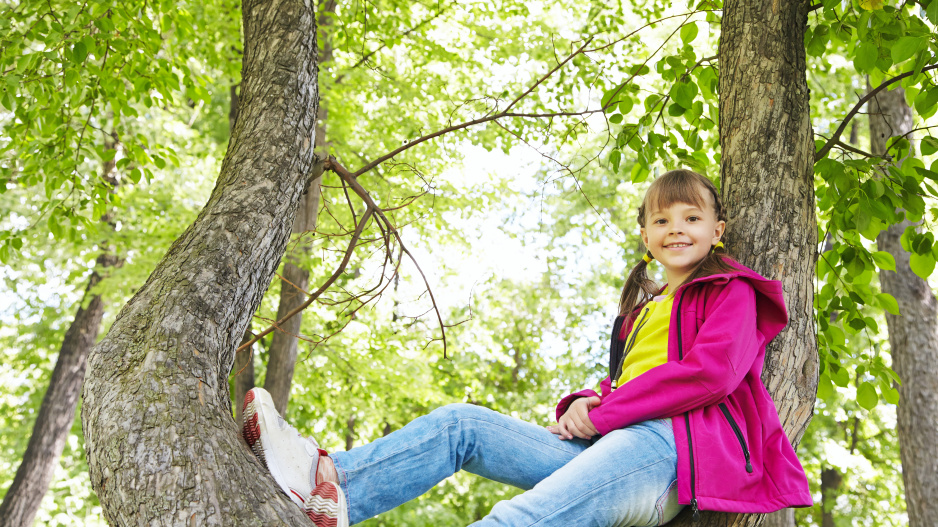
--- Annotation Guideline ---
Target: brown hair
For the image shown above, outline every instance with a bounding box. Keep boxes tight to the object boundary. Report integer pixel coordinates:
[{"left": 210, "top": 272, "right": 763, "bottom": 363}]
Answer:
[{"left": 618, "top": 169, "right": 736, "bottom": 319}]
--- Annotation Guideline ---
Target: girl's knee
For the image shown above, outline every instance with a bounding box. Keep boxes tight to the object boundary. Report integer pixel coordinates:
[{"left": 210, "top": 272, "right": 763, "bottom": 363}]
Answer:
[{"left": 429, "top": 403, "right": 488, "bottom": 424}]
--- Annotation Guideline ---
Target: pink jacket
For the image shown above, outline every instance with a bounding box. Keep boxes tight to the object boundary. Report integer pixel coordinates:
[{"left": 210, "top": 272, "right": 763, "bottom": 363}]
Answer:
[{"left": 556, "top": 264, "right": 812, "bottom": 516}]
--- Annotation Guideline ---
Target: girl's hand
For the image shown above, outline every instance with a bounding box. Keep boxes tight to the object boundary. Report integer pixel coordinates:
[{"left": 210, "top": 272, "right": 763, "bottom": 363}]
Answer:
[{"left": 548, "top": 396, "right": 600, "bottom": 440}]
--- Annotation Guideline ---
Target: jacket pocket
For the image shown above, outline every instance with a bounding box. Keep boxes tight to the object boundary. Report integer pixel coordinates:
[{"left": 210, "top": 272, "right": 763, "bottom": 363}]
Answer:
[{"left": 718, "top": 402, "right": 753, "bottom": 474}]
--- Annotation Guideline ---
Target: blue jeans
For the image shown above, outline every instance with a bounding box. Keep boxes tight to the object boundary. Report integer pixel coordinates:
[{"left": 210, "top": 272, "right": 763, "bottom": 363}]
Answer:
[{"left": 330, "top": 404, "right": 682, "bottom": 526}]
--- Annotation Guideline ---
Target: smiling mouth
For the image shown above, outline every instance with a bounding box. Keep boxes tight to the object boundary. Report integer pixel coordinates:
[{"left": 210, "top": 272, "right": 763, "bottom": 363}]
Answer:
[{"left": 665, "top": 243, "right": 692, "bottom": 248}]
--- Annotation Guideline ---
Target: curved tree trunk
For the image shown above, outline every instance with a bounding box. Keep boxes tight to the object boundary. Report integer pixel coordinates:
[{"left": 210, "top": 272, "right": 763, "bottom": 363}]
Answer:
[
  {"left": 262, "top": 0, "right": 333, "bottom": 414},
  {"left": 671, "top": 1, "right": 818, "bottom": 526},
  {"left": 81, "top": 0, "right": 321, "bottom": 523},
  {"left": 0, "top": 252, "right": 117, "bottom": 527},
  {"left": 870, "top": 86, "right": 938, "bottom": 527}
]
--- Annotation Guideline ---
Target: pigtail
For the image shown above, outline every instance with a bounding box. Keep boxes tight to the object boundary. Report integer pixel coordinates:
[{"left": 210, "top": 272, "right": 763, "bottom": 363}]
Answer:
[{"left": 618, "top": 251, "right": 661, "bottom": 321}]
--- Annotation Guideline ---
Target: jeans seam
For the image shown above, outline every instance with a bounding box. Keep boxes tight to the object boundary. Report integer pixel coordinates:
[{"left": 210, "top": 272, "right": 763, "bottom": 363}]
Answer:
[
  {"left": 528, "top": 456, "right": 673, "bottom": 527},
  {"left": 331, "top": 455, "right": 353, "bottom": 521},
  {"left": 655, "top": 478, "right": 678, "bottom": 526}
]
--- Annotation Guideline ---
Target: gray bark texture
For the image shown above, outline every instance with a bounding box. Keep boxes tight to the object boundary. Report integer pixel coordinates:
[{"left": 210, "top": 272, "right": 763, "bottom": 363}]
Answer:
[
  {"left": 669, "top": 1, "right": 819, "bottom": 526},
  {"left": 81, "top": 0, "right": 321, "bottom": 523},
  {"left": 870, "top": 85, "right": 938, "bottom": 527},
  {"left": 761, "top": 509, "right": 795, "bottom": 527},
  {"left": 0, "top": 253, "right": 116, "bottom": 527},
  {"left": 261, "top": 0, "right": 332, "bottom": 415}
]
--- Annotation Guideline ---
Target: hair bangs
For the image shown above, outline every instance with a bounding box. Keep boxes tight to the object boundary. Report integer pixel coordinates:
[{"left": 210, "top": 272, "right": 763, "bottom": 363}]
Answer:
[{"left": 638, "top": 169, "right": 715, "bottom": 227}]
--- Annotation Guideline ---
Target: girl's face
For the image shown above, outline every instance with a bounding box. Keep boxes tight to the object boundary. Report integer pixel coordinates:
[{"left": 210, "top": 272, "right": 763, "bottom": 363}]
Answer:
[{"left": 640, "top": 192, "right": 725, "bottom": 289}]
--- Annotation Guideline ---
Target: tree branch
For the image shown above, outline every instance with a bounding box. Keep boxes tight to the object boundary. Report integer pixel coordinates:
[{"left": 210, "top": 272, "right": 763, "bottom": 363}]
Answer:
[
  {"left": 815, "top": 64, "right": 938, "bottom": 162},
  {"left": 236, "top": 205, "right": 375, "bottom": 353}
]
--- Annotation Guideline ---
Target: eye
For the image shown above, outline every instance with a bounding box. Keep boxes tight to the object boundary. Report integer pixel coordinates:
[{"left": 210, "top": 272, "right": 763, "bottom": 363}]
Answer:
[
  {"left": 687, "top": 216, "right": 700, "bottom": 222},
  {"left": 654, "top": 218, "right": 667, "bottom": 225}
]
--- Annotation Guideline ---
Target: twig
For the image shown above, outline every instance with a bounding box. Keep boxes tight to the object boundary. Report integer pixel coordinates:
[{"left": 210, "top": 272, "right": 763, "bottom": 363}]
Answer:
[
  {"left": 815, "top": 64, "right": 938, "bottom": 161},
  {"left": 236, "top": 206, "right": 375, "bottom": 353}
]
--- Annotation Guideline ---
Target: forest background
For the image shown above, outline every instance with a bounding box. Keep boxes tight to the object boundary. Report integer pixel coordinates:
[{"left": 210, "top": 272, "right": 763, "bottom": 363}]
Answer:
[{"left": 0, "top": 0, "right": 937, "bottom": 525}]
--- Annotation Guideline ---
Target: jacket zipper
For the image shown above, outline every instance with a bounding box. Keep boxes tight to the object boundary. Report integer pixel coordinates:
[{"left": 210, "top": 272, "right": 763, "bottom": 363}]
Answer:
[
  {"left": 675, "top": 290, "right": 700, "bottom": 522},
  {"left": 611, "top": 306, "right": 651, "bottom": 389},
  {"left": 718, "top": 403, "right": 753, "bottom": 473}
]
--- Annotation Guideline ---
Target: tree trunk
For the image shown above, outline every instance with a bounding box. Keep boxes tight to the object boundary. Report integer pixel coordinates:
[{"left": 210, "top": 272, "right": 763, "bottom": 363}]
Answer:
[
  {"left": 262, "top": 0, "right": 333, "bottom": 414},
  {"left": 674, "top": 1, "right": 818, "bottom": 526},
  {"left": 870, "top": 85, "right": 938, "bottom": 527},
  {"left": 819, "top": 467, "right": 842, "bottom": 527},
  {"left": 0, "top": 252, "right": 117, "bottom": 527},
  {"left": 762, "top": 509, "right": 795, "bottom": 527},
  {"left": 81, "top": 0, "right": 321, "bottom": 523}
]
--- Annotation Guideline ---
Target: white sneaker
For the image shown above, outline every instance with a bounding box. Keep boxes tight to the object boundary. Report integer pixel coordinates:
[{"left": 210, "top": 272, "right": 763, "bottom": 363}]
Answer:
[
  {"left": 242, "top": 387, "right": 323, "bottom": 507},
  {"left": 306, "top": 481, "right": 349, "bottom": 527}
]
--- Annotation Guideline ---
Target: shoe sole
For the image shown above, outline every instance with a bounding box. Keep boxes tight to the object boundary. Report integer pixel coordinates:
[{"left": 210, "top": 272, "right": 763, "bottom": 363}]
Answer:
[
  {"left": 242, "top": 388, "right": 308, "bottom": 508},
  {"left": 306, "top": 481, "right": 349, "bottom": 527}
]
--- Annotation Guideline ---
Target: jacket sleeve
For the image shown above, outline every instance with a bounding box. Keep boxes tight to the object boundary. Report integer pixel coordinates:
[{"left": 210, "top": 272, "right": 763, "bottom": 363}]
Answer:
[
  {"left": 554, "top": 377, "right": 611, "bottom": 421},
  {"left": 588, "top": 279, "right": 761, "bottom": 436}
]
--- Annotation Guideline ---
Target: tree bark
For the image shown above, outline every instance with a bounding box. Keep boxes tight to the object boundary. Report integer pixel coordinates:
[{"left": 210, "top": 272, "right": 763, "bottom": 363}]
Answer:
[
  {"left": 762, "top": 509, "right": 795, "bottom": 527},
  {"left": 262, "top": 0, "right": 333, "bottom": 415},
  {"left": 0, "top": 252, "right": 117, "bottom": 527},
  {"left": 870, "top": 85, "right": 938, "bottom": 527},
  {"left": 81, "top": 0, "right": 321, "bottom": 523},
  {"left": 673, "top": 1, "right": 818, "bottom": 526},
  {"left": 819, "top": 467, "right": 842, "bottom": 527}
]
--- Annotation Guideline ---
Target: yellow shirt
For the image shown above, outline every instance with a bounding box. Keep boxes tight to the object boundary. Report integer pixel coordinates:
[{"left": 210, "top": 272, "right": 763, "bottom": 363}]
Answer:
[{"left": 614, "top": 290, "right": 673, "bottom": 388}]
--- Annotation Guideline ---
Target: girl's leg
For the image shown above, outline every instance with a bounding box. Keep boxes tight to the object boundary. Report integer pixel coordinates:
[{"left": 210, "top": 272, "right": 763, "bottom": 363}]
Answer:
[
  {"left": 329, "top": 403, "right": 592, "bottom": 525},
  {"left": 469, "top": 418, "right": 682, "bottom": 527}
]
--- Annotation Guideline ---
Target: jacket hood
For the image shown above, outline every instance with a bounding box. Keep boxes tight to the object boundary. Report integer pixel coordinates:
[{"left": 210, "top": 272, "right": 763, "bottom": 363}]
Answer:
[{"left": 675, "top": 260, "right": 789, "bottom": 344}]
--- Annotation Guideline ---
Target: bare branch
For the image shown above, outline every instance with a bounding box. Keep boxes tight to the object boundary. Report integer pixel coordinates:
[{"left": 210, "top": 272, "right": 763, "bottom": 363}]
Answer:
[
  {"left": 236, "top": 206, "right": 375, "bottom": 353},
  {"left": 815, "top": 64, "right": 938, "bottom": 162}
]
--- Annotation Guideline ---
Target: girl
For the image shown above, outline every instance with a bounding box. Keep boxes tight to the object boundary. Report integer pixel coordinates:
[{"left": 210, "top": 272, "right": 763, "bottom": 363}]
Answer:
[{"left": 241, "top": 169, "right": 812, "bottom": 527}]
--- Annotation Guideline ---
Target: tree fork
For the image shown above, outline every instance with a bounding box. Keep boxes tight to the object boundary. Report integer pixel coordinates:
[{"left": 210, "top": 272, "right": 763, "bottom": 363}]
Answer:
[{"left": 81, "top": 0, "right": 321, "bottom": 523}]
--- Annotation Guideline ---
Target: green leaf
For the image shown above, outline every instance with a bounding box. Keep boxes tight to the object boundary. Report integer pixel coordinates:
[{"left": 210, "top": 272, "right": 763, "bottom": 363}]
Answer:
[
  {"left": 680, "top": 22, "right": 698, "bottom": 44},
  {"left": 871, "top": 251, "right": 896, "bottom": 271},
  {"left": 921, "top": 136, "right": 938, "bottom": 156},
  {"left": 928, "top": 0, "right": 938, "bottom": 25},
  {"left": 670, "top": 80, "right": 698, "bottom": 109},
  {"left": 915, "top": 88, "right": 938, "bottom": 118},
  {"left": 891, "top": 36, "right": 926, "bottom": 65},
  {"left": 609, "top": 113, "right": 623, "bottom": 124},
  {"left": 73, "top": 41, "right": 88, "bottom": 64},
  {"left": 601, "top": 84, "right": 626, "bottom": 110},
  {"left": 830, "top": 364, "right": 850, "bottom": 387},
  {"left": 910, "top": 251, "right": 936, "bottom": 279},
  {"left": 610, "top": 150, "right": 621, "bottom": 173},
  {"left": 817, "top": 373, "right": 834, "bottom": 400},
  {"left": 857, "top": 381, "right": 878, "bottom": 410},
  {"left": 854, "top": 41, "right": 878, "bottom": 73},
  {"left": 882, "top": 385, "right": 900, "bottom": 405},
  {"left": 64, "top": 69, "right": 80, "bottom": 87},
  {"left": 0, "top": 92, "right": 13, "bottom": 112},
  {"left": 877, "top": 293, "right": 900, "bottom": 315},
  {"left": 618, "top": 97, "right": 634, "bottom": 115}
]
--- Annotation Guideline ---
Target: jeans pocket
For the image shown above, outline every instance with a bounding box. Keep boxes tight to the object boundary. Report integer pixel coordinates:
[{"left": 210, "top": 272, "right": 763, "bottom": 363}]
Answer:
[{"left": 654, "top": 478, "right": 682, "bottom": 526}]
